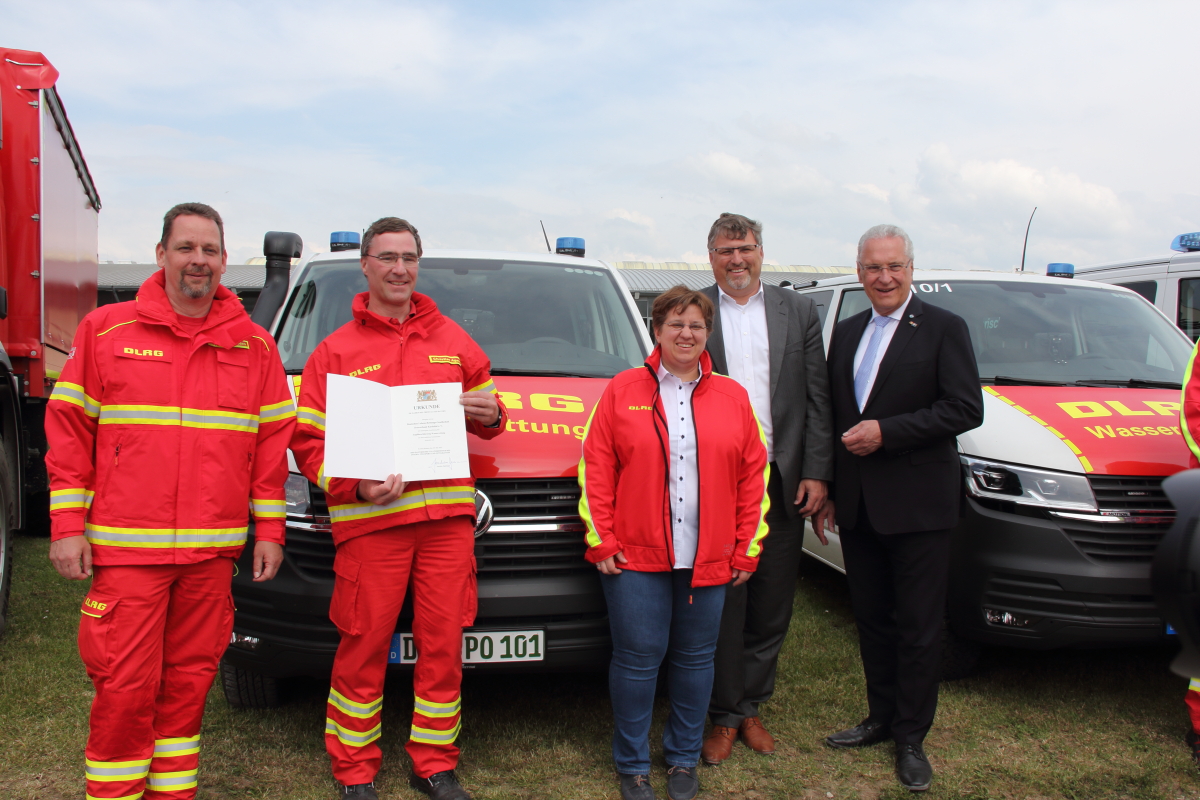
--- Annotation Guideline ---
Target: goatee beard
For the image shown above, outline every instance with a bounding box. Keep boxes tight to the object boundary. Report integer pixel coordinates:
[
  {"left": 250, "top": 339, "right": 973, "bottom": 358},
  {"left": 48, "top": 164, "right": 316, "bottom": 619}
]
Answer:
[
  {"left": 179, "top": 271, "right": 213, "bottom": 299},
  {"left": 725, "top": 271, "right": 751, "bottom": 291}
]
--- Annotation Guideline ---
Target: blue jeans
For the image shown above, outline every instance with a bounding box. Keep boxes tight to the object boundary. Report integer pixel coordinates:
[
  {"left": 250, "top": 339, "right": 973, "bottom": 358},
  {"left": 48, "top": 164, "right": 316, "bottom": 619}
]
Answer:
[{"left": 601, "top": 568, "right": 727, "bottom": 774}]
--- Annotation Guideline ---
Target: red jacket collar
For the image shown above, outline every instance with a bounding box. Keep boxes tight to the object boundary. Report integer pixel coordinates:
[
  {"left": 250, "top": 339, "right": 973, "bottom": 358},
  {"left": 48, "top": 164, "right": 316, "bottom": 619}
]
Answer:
[
  {"left": 135, "top": 271, "right": 253, "bottom": 346},
  {"left": 351, "top": 291, "right": 442, "bottom": 334},
  {"left": 644, "top": 346, "right": 713, "bottom": 384}
]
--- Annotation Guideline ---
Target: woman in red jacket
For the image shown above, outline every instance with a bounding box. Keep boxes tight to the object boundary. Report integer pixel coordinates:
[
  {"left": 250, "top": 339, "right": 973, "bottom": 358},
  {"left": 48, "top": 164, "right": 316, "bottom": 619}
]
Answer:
[{"left": 579, "top": 285, "right": 770, "bottom": 800}]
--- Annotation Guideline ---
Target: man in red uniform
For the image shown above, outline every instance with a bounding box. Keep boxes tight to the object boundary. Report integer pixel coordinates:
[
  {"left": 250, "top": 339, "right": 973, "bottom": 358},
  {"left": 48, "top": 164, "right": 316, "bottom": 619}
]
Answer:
[
  {"left": 45, "top": 202, "right": 295, "bottom": 800},
  {"left": 290, "top": 217, "right": 505, "bottom": 800}
]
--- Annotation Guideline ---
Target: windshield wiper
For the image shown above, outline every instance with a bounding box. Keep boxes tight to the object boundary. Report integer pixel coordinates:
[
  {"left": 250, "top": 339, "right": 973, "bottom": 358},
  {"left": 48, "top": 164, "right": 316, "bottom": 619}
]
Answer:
[
  {"left": 490, "top": 368, "right": 607, "bottom": 379},
  {"left": 985, "top": 376, "right": 1074, "bottom": 387},
  {"left": 1073, "top": 378, "right": 1183, "bottom": 390}
]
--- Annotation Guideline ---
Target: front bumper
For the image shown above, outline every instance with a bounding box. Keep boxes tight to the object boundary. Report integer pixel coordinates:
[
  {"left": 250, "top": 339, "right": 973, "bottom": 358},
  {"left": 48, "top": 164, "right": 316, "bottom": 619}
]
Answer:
[
  {"left": 225, "top": 531, "right": 611, "bottom": 678},
  {"left": 948, "top": 497, "right": 1173, "bottom": 649}
]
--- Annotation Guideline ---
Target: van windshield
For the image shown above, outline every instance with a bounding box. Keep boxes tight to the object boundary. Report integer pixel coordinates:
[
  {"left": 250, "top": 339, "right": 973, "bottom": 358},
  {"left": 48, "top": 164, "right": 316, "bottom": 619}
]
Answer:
[
  {"left": 276, "top": 257, "right": 647, "bottom": 377},
  {"left": 835, "top": 281, "right": 1192, "bottom": 387}
]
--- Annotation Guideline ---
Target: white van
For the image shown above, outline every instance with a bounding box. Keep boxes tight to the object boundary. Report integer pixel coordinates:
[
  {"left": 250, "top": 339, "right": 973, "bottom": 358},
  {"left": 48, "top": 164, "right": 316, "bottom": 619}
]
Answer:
[
  {"left": 793, "top": 270, "right": 1193, "bottom": 663},
  {"left": 1076, "top": 232, "right": 1200, "bottom": 342}
]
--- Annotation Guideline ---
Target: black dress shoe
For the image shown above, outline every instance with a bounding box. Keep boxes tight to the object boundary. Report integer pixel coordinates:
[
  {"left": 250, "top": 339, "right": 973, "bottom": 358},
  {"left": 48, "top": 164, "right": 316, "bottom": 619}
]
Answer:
[
  {"left": 665, "top": 765, "right": 698, "bottom": 800},
  {"left": 338, "top": 783, "right": 378, "bottom": 800},
  {"left": 409, "top": 770, "right": 473, "bottom": 800},
  {"left": 619, "top": 773, "right": 657, "bottom": 800},
  {"left": 824, "top": 719, "right": 892, "bottom": 749},
  {"left": 895, "top": 743, "right": 933, "bottom": 792}
]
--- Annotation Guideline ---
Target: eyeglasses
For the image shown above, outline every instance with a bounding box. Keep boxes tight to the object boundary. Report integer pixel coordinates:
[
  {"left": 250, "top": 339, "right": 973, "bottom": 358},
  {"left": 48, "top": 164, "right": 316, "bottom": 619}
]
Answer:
[
  {"left": 663, "top": 322, "right": 708, "bottom": 333},
  {"left": 859, "top": 263, "right": 911, "bottom": 276},
  {"left": 366, "top": 252, "right": 419, "bottom": 267},
  {"left": 709, "top": 244, "right": 760, "bottom": 258}
]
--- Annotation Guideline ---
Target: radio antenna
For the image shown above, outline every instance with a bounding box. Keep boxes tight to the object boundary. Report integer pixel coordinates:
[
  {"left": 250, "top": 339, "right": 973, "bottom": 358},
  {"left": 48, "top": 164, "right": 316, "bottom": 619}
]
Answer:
[
  {"left": 1019, "top": 207, "right": 1037, "bottom": 273},
  {"left": 539, "top": 221, "right": 552, "bottom": 253}
]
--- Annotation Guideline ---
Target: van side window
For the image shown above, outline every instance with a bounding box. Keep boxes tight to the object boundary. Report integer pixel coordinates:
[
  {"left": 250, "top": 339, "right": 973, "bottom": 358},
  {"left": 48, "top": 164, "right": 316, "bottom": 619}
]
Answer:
[
  {"left": 1180, "top": 278, "right": 1200, "bottom": 342},
  {"left": 806, "top": 290, "right": 833, "bottom": 327},
  {"left": 835, "top": 288, "right": 872, "bottom": 323},
  {"left": 1117, "top": 281, "right": 1158, "bottom": 304}
]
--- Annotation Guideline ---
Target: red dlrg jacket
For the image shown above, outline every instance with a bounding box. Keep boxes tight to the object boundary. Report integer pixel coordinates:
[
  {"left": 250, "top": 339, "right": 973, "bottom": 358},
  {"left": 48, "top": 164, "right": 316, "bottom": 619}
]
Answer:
[
  {"left": 1185, "top": 339, "right": 1200, "bottom": 468},
  {"left": 44, "top": 272, "right": 296, "bottom": 564},
  {"left": 289, "top": 292, "right": 506, "bottom": 546},
  {"left": 578, "top": 348, "right": 770, "bottom": 587}
]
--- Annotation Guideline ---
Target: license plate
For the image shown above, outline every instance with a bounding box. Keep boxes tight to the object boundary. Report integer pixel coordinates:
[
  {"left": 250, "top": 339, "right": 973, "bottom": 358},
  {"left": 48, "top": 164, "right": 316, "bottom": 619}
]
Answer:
[{"left": 388, "top": 630, "right": 544, "bottom": 664}]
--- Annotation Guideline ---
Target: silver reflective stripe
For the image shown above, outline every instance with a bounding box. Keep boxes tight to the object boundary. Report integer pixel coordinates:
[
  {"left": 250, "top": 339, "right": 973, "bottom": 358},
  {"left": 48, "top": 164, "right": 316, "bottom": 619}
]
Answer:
[
  {"left": 328, "top": 487, "right": 475, "bottom": 522},
  {"left": 99, "top": 407, "right": 179, "bottom": 423},
  {"left": 180, "top": 410, "right": 258, "bottom": 431},
  {"left": 259, "top": 401, "right": 296, "bottom": 423},
  {"left": 410, "top": 722, "right": 461, "bottom": 744},
  {"left": 85, "top": 760, "right": 150, "bottom": 779},
  {"left": 50, "top": 490, "right": 93, "bottom": 506},
  {"left": 422, "top": 488, "right": 475, "bottom": 502},
  {"left": 325, "top": 719, "right": 382, "bottom": 745},
  {"left": 85, "top": 525, "right": 248, "bottom": 548},
  {"left": 328, "top": 689, "right": 382, "bottom": 717},
  {"left": 297, "top": 409, "right": 324, "bottom": 425},
  {"left": 153, "top": 736, "right": 199, "bottom": 755},
  {"left": 414, "top": 697, "right": 460, "bottom": 717},
  {"left": 146, "top": 771, "right": 197, "bottom": 789}
]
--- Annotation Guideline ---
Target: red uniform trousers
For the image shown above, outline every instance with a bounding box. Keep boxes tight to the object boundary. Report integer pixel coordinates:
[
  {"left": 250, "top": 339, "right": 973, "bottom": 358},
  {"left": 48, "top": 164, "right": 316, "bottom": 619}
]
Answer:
[
  {"left": 1187, "top": 679, "right": 1200, "bottom": 734},
  {"left": 80, "top": 557, "right": 235, "bottom": 800},
  {"left": 325, "top": 517, "right": 474, "bottom": 784}
]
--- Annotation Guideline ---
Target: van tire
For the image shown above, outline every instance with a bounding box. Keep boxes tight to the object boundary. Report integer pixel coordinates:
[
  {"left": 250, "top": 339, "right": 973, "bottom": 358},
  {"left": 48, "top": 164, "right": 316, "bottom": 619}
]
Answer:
[
  {"left": 941, "top": 622, "right": 982, "bottom": 681},
  {"left": 220, "top": 659, "right": 280, "bottom": 708},
  {"left": 0, "top": 439, "right": 16, "bottom": 637}
]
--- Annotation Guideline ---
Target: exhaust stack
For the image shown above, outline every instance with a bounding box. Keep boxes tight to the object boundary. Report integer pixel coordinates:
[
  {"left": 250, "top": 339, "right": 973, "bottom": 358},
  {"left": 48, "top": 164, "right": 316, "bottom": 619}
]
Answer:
[{"left": 250, "top": 231, "right": 303, "bottom": 329}]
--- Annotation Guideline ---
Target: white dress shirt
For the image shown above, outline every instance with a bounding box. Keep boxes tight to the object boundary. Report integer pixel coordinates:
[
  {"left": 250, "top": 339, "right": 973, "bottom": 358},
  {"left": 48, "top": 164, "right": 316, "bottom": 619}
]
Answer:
[
  {"left": 851, "top": 293, "right": 914, "bottom": 411},
  {"left": 718, "top": 284, "right": 773, "bottom": 461},
  {"left": 656, "top": 363, "right": 700, "bottom": 569}
]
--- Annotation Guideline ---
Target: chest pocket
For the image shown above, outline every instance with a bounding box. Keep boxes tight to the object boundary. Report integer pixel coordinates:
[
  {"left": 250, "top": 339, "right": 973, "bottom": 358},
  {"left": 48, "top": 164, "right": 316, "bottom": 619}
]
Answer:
[
  {"left": 111, "top": 341, "right": 173, "bottom": 404},
  {"left": 216, "top": 348, "right": 251, "bottom": 410}
]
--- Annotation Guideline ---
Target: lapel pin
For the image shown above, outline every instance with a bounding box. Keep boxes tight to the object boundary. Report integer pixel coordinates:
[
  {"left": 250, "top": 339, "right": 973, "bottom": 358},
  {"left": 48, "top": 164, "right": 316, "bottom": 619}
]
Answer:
[{"left": 909, "top": 320, "right": 919, "bottom": 327}]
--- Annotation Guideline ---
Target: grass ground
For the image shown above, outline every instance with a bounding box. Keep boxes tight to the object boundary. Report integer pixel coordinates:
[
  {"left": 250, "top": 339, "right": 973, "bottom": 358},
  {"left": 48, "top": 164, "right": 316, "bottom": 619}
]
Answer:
[{"left": 3, "top": 529, "right": 1200, "bottom": 800}]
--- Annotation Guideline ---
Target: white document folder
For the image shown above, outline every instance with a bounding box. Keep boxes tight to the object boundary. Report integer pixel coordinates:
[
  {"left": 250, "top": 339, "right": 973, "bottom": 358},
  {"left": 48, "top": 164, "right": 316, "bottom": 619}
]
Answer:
[{"left": 324, "top": 375, "right": 471, "bottom": 482}]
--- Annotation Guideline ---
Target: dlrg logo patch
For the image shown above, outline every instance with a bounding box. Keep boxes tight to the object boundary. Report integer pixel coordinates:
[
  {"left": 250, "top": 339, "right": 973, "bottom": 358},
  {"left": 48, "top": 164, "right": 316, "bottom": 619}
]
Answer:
[{"left": 123, "top": 347, "right": 164, "bottom": 358}]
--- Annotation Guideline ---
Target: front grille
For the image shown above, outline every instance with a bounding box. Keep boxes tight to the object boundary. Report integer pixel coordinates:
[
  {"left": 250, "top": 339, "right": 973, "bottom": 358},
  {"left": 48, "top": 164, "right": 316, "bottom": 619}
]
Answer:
[
  {"left": 1061, "top": 475, "right": 1176, "bottom": 563},
  {"left": 983, "top": 574, "right": 1159, "bottom": 624},
  {"left": 283, "top": 478, "right": 589, "bottom": 581}
]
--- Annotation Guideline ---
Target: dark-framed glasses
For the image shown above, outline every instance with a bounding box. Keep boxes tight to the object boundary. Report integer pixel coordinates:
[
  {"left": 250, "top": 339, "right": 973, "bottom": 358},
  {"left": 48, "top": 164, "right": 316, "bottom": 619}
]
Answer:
[
  {"left": 367, "top": 252, "right": 419, "bottom": 267},
  {"left": 709, "top": 244, "right": 760, "bottom": 258}
]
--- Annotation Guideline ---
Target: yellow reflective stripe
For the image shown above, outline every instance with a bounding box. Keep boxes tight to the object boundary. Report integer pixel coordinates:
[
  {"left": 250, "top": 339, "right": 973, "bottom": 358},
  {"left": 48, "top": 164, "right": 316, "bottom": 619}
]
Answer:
[
  {"left": 146, "top": 769, "right": 198, "bottom": 789},
  {"left": 577, "top": 403, "right": 603, "bottom": 549},
  {"left": 325, "top": 717, "right": 382, "bottom": 746},
  {"left": 85, "top": 758, "right": 151, "bottom": 780},
  {"left": 317, "top": 463, "right": 331, "bottom": 492},
  {"left": 259, "top": 398, "right": 297, "bottom": 423},
  {"left": 251, "top": 498, "right": 286, "bottom": 519},
  {"left": 87, "top": 794, "right": 143, "bottom": 800},
  {"left": 98, "top": 404, "right": 181, "bottom": 426},
  {"left": 85, "top": 524, "right": 248, "bottom": 548},
  {"left": 297, "top": 406, "right": 326, "bottom": 430},
  {"left": 410, "top": 719, "right": 462, "bottom": 744},
  {"left": 50, "top": 488, "right": 95, "bottom": 510},
  {"left": 414, "top": 694, "right": 460, "bottom": 718},
  {"left": 1191, "top": 678, "right": 1200, "bottom": 692},
  {"left": 252, "top": 335, "right": 271, "bottom": 352},
  {"left": 328, "top": 486, "right": 474, "bottom": 523},
  {"left": 49, "top": 381, "right": 101, "bottom": 416},
  {"left": 466, "top": 379, "right": 496, "bottom": 394},
  {"left": 96, "top": 319, "right": 136, "bottom": 336},
  {"left": 153, "top": 735, "right": 200, "bottom": 756},
  {"left": 328, "top": 687, "right": 383, "bottom": 719},
  {"left": 745, "top": 410, "right": 772, "bottom": 559},
  {"left": 1184, "top": 340, "right": 1200, "bottom": 462}
]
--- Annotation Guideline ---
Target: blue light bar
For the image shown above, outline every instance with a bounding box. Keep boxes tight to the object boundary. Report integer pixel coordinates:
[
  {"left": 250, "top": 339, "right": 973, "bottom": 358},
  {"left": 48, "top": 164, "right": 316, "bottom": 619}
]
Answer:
[
  {"left": 1046, "top": 263, "right": 1074, "bottom": 279},
  {"left": 1171, "top": 232, "right": 1200, "bottom": 253},
  {"left": 556, "top": 237, "right": 585, "bottom": 257},
  {"left": 330, "top": 231, "right": 361, "bottom": 252}
]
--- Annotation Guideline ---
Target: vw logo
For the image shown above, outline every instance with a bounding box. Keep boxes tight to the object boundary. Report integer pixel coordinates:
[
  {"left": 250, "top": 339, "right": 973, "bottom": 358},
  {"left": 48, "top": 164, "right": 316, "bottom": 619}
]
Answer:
[{"left": 474, "top": 489, "right": 493, "bottom": 538}]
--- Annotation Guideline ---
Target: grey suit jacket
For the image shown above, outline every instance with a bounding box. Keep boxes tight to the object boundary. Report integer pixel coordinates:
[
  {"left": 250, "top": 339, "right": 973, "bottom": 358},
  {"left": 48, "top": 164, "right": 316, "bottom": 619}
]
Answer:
[{"left": 701, "top": 283, "right": 834, "bottom": 518}]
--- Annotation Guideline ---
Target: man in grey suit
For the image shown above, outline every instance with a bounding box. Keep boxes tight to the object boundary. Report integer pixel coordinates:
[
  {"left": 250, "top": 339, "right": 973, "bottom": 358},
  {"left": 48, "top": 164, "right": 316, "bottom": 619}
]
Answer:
[{"left": 699, "top": 213, "right": 834, "bottom": 764}]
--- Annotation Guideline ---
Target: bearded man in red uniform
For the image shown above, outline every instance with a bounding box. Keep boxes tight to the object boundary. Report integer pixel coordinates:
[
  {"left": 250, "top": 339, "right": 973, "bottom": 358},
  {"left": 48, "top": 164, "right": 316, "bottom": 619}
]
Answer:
[
  {"left": 45, "top": 203, "right": 296, "bottom": 800},
  {"left": 290, "top": 217, "right": 505, "bottom": 800}
]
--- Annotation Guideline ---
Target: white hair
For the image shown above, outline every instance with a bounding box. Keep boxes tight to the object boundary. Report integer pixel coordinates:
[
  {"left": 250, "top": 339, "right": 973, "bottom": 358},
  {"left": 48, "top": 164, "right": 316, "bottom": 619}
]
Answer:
[{"left": 857, "top": 224, "right": 914, "bottom": 262}]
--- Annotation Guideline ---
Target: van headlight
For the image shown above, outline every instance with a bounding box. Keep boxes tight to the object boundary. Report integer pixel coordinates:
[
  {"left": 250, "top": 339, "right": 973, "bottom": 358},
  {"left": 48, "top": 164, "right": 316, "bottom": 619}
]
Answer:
[
  {"left": 961, "top": 456, "right": 1096, "bottom": 511},
  {"left": 285, "top": 472, "right": 311, "bottom": 516}
]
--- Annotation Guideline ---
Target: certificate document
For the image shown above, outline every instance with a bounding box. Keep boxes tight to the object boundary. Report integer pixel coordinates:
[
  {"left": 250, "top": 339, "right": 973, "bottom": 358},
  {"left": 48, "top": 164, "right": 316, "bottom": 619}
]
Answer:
[{"left": 324, "top": 375, "right": 471, "bottom": 482}]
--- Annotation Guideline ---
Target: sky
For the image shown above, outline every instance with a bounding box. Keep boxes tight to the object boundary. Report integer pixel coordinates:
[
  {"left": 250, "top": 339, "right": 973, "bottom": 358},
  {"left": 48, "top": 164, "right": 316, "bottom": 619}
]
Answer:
[{"left": 5, "top": 0, "right": 1199, "bottom": 271}]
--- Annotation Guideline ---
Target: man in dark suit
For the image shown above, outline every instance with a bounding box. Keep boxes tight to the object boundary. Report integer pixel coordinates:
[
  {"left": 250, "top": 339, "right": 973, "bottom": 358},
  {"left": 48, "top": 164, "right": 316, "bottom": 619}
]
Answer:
[
  {"left": 820, "top": 224, "right": 983, "bottom": 793},
  {"left": 697, "top": 213, "right": 834, "bottom": 764}
]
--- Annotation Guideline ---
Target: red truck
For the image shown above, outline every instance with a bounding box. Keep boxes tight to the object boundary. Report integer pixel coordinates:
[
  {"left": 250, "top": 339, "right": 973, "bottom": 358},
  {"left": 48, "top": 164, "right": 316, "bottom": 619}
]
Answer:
[{"left": 0, "top": 48, "right": 101, "bottom": 633}]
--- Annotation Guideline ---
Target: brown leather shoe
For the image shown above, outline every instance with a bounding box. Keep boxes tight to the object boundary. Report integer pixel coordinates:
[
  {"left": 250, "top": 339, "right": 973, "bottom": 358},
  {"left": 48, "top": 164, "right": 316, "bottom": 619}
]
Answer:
[
  {"left": 701, "top": 725, "right": 737, "bottom": 765},
  {"left": 739, "top": 716, "right": 776, "bottom": 754}
]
